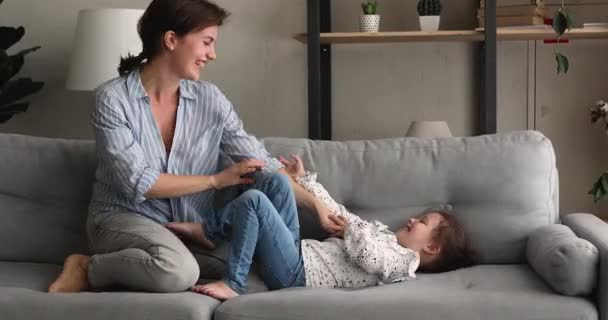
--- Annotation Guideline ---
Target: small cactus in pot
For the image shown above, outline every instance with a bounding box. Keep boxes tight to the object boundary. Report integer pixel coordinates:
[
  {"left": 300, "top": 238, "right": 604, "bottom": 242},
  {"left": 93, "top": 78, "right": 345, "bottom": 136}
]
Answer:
[
  {"left": 359, "top": 1, "right": 380, "bottom": 33},
  {"left": 417, "top": 0, "right": 442, "bottom": 31}
]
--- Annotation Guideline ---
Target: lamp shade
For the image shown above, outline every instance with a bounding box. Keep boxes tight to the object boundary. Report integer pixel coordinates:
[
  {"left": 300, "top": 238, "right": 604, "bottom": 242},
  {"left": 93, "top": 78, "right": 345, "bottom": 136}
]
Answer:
[
  {"left": 66, "top": 9, "right": 144, "bottom": 91},
  {"left": 405, "top": 121, "right": 453, "bottom": 138}
]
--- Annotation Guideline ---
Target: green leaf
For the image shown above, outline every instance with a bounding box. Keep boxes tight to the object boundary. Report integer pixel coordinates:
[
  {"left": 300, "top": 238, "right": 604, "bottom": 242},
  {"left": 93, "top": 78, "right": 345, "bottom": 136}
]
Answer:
[
  {"left": 553, "top": 10, "right": 568, "bottom": 36},
  {"left": 0, "top": 27, "right": 25, "bottom": 51},
  {"left": 0, "top": 46, "right": 41, "bottom": 85},
  {"left": 565, "top": 11, "right": 574, "bottom": 30},
  {"left": 0, "top": 102, "right": 28, "bottom": 124},
  {"left": 589, "top": 175, "right": 608, "bottom": 202},
  {"left": 555, "top": 52, "right": 569, "bottom": 74},
  {"left": 0, "top": 101, "right": 28, "bottom": 114},
  {"left": 0, "top": 114, "right": 13, "bottom": 123},
  {"left": 0, "top": 78, "right": 44, "bottom": 106},
  {"left": 601, "top": 174, "right": 608, "bottom": 193}
]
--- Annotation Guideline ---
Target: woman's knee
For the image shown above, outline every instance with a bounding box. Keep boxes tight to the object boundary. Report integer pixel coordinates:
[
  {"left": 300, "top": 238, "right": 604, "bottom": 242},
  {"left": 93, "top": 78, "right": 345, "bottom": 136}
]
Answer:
[{"left": 149, "top": 250, "right": 200, "bottom": 293}]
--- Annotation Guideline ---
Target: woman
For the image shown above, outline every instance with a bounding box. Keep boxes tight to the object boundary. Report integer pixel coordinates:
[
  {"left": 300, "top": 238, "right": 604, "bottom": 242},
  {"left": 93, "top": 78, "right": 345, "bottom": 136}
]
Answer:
[{"left": 48, "top": 0, "right": 344, "bottom": 298}]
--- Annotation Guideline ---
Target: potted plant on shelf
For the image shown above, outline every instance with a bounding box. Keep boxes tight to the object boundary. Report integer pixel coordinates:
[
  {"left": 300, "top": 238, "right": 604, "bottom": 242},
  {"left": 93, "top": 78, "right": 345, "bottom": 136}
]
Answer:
[
  {"left": 360, "top": 1, "right": 380, "bottom": 33},
  {"left": 417, "top": 0, "right": 442, "bottom": 32}
]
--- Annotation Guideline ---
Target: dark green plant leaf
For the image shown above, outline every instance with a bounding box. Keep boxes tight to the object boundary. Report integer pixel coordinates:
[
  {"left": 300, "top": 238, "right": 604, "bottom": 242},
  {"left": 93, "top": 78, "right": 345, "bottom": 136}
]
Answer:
[
  {"left": 553, "top": 10, "right": 568, "bottom": 36},
  {"left": 0, "top": 114, "right": 13, "bottom": 123},
  {"left": 601, "top": 174, "right": 608, "bottom": 193},
  {"left": 589, "top": 175, "right": 608, "bottom": 202},
  {"left": 565, "top": 11, "right": 574, "bottom": 30},
  {"left": 0, "top": 101, "right": 28, "bottom": 115},
  {"left": 0, "top": 46, "right": 40, "bottom": 85},
  {"left": 0, "top": 78, "right": 44, "bottom": 106},
  {"left": 0, "top": 102, "right": 28, "bottom": 124},
  {"left": 555, "top": 52, "right": 569, "bottom": 74},
  {"left": 0, "top": 26, "right": 25, "bottom": 51}
]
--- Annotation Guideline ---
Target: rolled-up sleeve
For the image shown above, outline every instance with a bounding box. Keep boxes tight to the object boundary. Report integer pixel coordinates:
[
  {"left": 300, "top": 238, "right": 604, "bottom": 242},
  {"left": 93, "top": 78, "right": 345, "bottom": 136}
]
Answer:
[
  {"left": 216, "top": 87, "right": 283, "bottom": 173},
  {"left": 92, "top": 89, "right": 160, "bottom": 203}
]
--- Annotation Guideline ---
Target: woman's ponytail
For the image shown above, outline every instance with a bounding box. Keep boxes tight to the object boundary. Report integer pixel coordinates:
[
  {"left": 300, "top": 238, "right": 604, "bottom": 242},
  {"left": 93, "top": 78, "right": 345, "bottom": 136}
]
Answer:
[{"left": 118, "top": 52, "right": 146, "bottom": 77}]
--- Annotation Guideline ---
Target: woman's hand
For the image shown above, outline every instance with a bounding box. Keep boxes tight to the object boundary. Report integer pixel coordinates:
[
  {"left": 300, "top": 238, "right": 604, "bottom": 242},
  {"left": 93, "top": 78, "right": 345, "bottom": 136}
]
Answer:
[
  {"left": 212, "top": 159, "right": 265, "bottom": 190},
  {"left": 279, "top": 154, "right": 306, "bottom": 178},
  {"left": 316, "top": 204, "right": 348, "bottom": 237}
]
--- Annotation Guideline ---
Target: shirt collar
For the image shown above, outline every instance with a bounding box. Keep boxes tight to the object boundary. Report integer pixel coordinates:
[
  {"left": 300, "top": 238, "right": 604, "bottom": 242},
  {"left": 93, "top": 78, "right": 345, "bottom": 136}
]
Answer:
[{"left": 126, "top": 69, "right": 196, "bottom": 101}]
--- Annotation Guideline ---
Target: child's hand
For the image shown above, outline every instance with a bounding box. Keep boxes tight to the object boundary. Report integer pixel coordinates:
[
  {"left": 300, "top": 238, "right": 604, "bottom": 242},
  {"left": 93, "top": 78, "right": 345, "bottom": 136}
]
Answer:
[{"left": 279, "top": 154, "right": 306, "bottom": 178}]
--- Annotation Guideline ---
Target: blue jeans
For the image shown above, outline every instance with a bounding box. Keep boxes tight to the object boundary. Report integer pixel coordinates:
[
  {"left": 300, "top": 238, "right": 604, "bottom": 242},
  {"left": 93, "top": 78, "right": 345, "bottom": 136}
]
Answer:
[{"left": 203, "top": 172, "right": 307, "bottom": 294}]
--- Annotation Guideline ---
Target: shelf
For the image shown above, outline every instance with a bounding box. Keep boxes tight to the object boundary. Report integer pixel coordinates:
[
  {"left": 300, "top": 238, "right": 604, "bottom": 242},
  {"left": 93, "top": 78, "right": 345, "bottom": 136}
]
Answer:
[{"left": 296, "top": 28, "right": 608, "bottom": 44}]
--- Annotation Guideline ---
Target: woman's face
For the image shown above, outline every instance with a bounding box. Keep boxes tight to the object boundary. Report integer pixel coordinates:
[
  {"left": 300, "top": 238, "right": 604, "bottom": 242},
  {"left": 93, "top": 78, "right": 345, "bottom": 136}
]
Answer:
[{"left": 171, "top": 25, "right": 218, "bottom": 81}]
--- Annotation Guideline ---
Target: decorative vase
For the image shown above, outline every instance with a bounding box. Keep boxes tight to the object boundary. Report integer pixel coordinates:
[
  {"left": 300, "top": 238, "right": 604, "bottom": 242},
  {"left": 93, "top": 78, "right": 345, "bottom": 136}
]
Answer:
[
  {"left": 359, "top": 14, "right": 380, "bottom": 32},
  {"left": 419, "top": 15, "right": 440, "bottom": 31}
]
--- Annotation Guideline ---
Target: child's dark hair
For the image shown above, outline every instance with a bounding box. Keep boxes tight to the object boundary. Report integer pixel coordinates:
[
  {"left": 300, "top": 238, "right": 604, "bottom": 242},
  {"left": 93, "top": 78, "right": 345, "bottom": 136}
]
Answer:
[
  {"left": 118, "top": 0, "right": 230, "bottom": 76},
  {"left": 419, "top": 209, "right": 476, "bottom": 273}
]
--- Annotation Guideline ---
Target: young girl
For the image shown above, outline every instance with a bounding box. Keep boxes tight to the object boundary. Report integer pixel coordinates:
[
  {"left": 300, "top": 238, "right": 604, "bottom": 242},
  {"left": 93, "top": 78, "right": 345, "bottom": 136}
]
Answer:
[{"left": 192, "top": 156, "right": 475, "bottom": 300}]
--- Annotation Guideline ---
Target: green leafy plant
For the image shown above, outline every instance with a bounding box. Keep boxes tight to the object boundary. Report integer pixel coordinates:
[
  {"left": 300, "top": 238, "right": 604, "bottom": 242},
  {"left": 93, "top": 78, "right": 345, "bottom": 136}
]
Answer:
[
  {"left": 361, "top": 1, "right": 378, "bottom": 15},
  {"left": 552, "top": 0, "right": 574, "bottom": 74},
  {"left": 417, "top": 0, "right": 442, "bottom": 16},
  {"left": 589, "top": 100, "right": 608, "bottom": 202},
  {"left": 0, "top": 0, "right": 44, "bottom": 124}
]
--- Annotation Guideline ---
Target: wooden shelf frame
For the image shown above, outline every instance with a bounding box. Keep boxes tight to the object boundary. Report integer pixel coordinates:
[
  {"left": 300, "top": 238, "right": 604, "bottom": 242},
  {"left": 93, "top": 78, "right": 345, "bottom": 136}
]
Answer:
[
  {"left": 304, "top": 0, "right": 502, "bottom": 140},
  {"left": 296, "top": 28, "right": 608, "bottom": 44}
]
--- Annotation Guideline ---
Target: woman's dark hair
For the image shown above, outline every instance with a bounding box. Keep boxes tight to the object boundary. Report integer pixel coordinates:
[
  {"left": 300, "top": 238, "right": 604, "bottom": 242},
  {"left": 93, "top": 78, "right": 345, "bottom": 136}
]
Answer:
[
  {"left": 118, "top": 0, "right": 230, "bottom": 76},
  {"left": 419, "top": 209, "right": 477, "bottom": 273}
]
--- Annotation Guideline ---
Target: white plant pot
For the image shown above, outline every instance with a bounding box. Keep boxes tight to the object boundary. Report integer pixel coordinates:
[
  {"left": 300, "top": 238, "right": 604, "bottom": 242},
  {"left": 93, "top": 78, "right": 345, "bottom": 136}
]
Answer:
[
  {"left": 359, "top": 14, "right": 380, "bottom": 32},
  {"left": 419, "top": 15, "right": 440, "bottom": 31}
]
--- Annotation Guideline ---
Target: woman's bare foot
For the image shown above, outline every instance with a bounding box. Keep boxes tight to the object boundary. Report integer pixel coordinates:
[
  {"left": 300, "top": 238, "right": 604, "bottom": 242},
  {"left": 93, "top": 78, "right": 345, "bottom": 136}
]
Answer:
[
  {"left": 191, "top": 281, "right": 239, "bottom": 301},
  {"left": 166, "top": 222, "right": 216, "bottom": 250},
  {"left": 48, "top": 254, "right": 91, "bottom": 293}
]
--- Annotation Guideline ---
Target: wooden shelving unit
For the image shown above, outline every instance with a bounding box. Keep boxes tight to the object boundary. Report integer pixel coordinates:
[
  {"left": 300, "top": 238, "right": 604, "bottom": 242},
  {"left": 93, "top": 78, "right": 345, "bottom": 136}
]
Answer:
[{"left": 296, "top": 28, "right": 608, "bottom": 44}]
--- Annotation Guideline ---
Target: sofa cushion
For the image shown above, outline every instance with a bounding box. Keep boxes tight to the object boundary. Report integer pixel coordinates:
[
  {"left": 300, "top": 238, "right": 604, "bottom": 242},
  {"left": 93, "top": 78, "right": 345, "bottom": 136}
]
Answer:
[
  {"left": 215, "top": 265, "right": 596, "bottom": 320},
  {"left": 527, "top": 224, "right": 599, "bottom": 296},
  {"left": 0, "top": 134, "right": 95, "bottom": 264},
  {"left": 262, "top": 131, "right": 559, "bottom": 264},
  {"left": 0, "top": 261, "right": 219, "bottom": 320}
]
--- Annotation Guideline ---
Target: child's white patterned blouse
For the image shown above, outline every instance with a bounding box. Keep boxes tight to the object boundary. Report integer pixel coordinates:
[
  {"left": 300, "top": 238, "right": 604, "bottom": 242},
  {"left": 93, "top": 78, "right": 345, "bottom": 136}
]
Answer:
[{"left": 296, "top": 172, "right": 420, "bottom": 289}]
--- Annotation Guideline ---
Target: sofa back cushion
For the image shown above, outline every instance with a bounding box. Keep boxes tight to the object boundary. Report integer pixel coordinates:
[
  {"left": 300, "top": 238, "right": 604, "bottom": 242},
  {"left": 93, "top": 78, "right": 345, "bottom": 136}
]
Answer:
[
  {"left": 262, "top": 131, "right": 559, "bottom": 264},
  {"left": 0, "top": 134, "right": 94, "bottom": 264}
]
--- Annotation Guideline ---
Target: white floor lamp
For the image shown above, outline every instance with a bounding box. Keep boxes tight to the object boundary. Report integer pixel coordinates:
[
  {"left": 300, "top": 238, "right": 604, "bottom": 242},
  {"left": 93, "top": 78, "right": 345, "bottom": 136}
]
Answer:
[
  {"left": 405, "top": 121, "right": 453, "bottom": 138},
  {"left": 66, "top": 8, "right": 144, "bottom": 91}
]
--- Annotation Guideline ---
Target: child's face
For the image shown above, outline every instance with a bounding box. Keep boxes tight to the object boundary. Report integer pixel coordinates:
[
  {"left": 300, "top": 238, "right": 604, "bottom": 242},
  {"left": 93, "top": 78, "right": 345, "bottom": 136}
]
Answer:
[{"left": 395, "top": 212, "right": 444, "bottom": 254}]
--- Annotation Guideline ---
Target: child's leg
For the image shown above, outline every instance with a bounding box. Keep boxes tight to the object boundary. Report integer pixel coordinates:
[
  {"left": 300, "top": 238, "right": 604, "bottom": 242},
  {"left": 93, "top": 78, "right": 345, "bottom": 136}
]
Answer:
[
  {"left": 202, "top": 189, "right": 302, "bottom": 295},
  {"left": 245, "top": 172, "right": 300, "bottom": 242}
]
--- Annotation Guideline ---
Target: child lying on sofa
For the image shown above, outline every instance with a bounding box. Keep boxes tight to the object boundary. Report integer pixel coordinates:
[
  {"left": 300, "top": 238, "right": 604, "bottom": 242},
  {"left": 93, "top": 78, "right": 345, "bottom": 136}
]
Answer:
[{"left": 192, "top": 155, "right": 476, "bottom": 300}]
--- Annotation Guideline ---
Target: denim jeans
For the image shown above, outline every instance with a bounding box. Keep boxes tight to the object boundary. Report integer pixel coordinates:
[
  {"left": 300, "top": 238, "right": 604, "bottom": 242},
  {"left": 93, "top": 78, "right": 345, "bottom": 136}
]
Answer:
[{"left": 203, "top": 172, "right": 307, "bottom": 294}]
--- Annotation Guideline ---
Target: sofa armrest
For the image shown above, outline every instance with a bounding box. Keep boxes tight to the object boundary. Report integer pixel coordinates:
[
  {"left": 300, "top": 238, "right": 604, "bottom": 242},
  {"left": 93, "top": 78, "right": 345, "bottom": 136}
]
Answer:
[{"left": 562, "top": 213, "right": 608, "bottom": 320}]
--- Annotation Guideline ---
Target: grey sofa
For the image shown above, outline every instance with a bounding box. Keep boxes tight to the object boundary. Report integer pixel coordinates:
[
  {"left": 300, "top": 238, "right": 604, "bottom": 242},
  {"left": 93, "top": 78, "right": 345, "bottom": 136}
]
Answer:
[{"left": 0, "top": 130, "right": 604, "bottom": 320}]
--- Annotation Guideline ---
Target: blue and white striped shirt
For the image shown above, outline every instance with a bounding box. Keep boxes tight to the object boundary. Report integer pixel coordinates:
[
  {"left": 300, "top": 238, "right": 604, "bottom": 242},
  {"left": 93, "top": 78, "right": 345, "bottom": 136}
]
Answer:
[{"left": 89, "top": 70, "right": 282, "bottom": 224}]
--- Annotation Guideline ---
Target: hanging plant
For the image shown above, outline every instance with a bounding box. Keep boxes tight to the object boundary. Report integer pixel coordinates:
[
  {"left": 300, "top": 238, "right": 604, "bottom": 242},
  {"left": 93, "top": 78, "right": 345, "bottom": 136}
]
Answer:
[{"left": 552, "top": 0, "right": 574, "bottom": 74}]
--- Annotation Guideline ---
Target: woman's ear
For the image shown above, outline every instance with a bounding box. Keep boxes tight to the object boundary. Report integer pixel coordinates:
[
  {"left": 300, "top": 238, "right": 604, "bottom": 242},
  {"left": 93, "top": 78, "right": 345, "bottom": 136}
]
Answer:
[{"left": 163, "top": 31, "right": 178, "bottom": 51}]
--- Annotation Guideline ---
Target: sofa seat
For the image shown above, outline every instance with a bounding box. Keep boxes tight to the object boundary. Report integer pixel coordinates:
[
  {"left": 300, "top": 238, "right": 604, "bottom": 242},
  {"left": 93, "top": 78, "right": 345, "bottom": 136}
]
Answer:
[
  {"left": 0, "top": 261, "right": 220, "bottom": 320},
  {"left": 215, "top": 264, "right": 597, "bottom": 320}
]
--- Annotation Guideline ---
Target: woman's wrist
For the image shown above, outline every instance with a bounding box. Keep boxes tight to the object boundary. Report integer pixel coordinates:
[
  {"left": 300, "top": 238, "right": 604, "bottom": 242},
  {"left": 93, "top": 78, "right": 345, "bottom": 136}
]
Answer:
[
  {"left": 207, "top": 174, "right": 219, "bottom": 190},
  {"left": 313, "top": 199, "right": 330, "bottom": 217}
]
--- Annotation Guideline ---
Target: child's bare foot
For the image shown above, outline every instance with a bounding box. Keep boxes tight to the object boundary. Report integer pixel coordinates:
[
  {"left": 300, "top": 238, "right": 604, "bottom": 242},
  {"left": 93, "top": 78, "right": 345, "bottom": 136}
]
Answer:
[
  {"left": 48, "top": 254, "right": 91, "bottom": 293},
  {"left": 191, "top": 281, "right": 239, "bottom": 301},
  {"left": 166, "top": 222, "right": 216, "bottom": 250}
]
